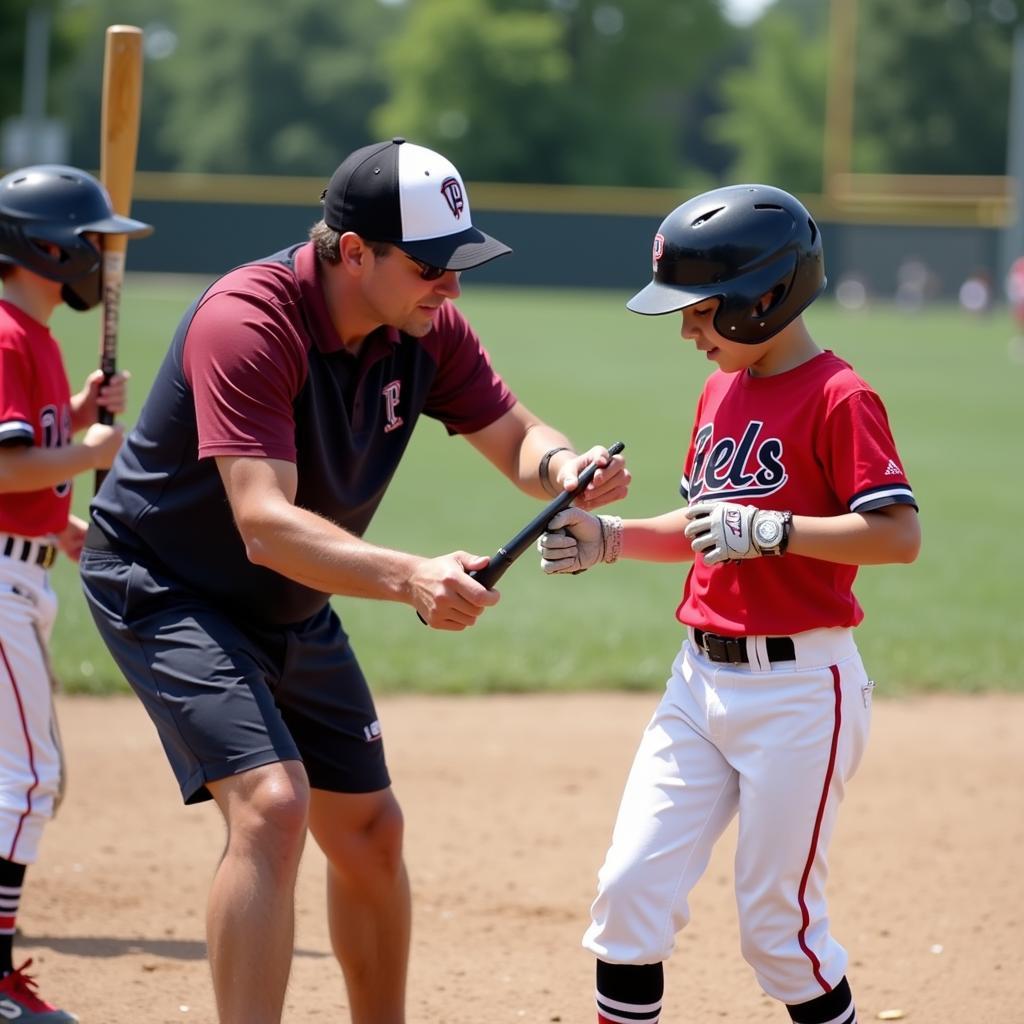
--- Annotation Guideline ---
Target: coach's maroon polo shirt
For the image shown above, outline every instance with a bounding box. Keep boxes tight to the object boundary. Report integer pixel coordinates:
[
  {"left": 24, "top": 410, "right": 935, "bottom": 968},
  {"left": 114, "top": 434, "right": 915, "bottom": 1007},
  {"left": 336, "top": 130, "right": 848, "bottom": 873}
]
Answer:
[{"left": 90, "top": 242, "right": 516, "bottom": 625}]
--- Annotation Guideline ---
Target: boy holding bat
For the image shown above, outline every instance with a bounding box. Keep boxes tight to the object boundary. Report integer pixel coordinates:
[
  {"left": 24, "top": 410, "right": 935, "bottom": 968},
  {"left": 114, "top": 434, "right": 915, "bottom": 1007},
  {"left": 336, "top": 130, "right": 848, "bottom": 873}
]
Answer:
[
  {"left": 0, "top": 163, "right": 150, "bottom": 1021},
  {"left": 79, "top": 138, "right": 628, "bottom": 1024}
]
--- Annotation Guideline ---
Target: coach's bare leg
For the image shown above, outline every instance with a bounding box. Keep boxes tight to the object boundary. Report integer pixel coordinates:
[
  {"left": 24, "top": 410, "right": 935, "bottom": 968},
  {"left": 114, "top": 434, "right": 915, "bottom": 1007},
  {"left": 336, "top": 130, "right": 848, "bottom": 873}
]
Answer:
[
  {"left": 308, "top": 788, "right": 410, "bottom": 1024},
  {"left": 207, "top": 761, "right": 310, "bottom": 1024}
]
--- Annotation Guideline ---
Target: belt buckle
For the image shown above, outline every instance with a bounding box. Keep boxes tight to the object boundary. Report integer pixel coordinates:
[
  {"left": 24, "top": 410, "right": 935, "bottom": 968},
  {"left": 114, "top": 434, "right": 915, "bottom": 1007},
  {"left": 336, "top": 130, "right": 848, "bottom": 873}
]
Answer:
[
  {"left": 703, "top": 632, "right": 744, "bottom": 664},
  {"left": 40, "top": 545, "right": 56, "bottom": 570}
]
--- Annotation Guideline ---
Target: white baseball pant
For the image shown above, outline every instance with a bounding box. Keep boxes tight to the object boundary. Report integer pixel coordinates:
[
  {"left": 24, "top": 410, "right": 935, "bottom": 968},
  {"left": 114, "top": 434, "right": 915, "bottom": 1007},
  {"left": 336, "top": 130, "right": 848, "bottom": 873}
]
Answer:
[
  {"left": 0, "top": 536, "right": 63, "bottom": 864},
  {"left": 584, "top": 626, "right": 873, "bottom": 1006}
]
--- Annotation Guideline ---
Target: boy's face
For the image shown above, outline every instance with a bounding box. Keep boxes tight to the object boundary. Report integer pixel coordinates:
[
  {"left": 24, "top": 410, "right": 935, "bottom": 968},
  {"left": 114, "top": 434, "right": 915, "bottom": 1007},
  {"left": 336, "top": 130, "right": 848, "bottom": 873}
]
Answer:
[{"left": 679, "top": 298, "right": 770, "bottom": 374}]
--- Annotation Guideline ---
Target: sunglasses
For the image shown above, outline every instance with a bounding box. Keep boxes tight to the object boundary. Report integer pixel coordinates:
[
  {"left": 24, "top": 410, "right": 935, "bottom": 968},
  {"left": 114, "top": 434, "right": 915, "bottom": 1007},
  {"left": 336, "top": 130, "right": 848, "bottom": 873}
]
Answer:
[{"left": 402, "top": 251, "right": 448, "bottom": 281}]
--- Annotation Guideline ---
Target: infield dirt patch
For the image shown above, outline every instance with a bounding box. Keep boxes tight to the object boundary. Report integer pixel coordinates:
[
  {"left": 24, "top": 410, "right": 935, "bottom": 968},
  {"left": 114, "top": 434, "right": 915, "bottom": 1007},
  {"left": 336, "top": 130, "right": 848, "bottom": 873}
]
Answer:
[{"left": 20, "top": 692, "right": 1023, "bottom": 1022}]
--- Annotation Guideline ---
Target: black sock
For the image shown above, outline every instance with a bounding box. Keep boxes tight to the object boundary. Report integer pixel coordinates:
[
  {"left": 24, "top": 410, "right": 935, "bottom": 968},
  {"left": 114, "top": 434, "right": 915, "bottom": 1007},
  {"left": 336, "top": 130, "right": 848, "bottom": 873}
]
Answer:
[
  {"left": 0, "top": 857, "right": 27, "bottom": 976},
  {"left": 787, "top": 975, "right": 856, "bottom": 1024},
  {"left": 595, "top": 959, "right": 664, "bottom": 1023}
]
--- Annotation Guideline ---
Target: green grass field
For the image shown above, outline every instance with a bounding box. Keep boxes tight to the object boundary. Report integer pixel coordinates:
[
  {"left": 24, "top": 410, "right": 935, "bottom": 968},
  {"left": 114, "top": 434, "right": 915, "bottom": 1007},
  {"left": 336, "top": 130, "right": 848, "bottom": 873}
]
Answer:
[{"left": 46, "top": 276, "right": 1023, "bottom": 695}]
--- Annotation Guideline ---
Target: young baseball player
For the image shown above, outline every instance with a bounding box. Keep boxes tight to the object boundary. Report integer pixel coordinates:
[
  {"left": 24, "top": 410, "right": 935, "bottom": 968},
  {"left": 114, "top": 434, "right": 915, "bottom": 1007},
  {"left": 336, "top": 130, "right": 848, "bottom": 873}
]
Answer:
[
  {"left": 539, "top": 184, "right": 920, "bottom": 1024},
  {"left": 0, "top": 164, "right": 150, "bottom": 1022}
]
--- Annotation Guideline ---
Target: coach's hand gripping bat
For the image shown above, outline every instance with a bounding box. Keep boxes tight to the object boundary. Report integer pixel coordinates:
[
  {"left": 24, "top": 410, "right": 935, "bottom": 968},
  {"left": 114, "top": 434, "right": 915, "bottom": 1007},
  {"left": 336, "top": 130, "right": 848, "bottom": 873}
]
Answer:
[
  {"left": 472, "top": 440, "right": 626, "bottom": 588},
  {"left": 95, "top": 25, "right": 145, "bottom": 492},
  {"left": 417, "top": 441, "right": 625, "bottom": 623}
]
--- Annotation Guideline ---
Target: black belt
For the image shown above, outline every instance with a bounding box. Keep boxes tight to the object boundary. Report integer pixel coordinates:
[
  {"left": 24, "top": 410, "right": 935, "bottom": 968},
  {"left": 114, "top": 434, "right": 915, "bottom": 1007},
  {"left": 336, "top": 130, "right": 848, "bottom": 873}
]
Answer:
[
  {"left": 692, "top": 628, "right": 795, "bottom": 665},
  {"left": 2, "top": 534, "right": 57, "bottom": 569},
  {"left": 83, "top": 522, "right": 115, "bottom": 552}
]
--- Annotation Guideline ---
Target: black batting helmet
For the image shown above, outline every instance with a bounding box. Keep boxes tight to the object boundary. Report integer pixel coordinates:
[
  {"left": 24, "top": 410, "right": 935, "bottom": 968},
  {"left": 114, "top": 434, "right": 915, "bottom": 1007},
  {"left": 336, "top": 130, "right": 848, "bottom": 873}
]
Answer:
[
  {"left": 0, "top": 164, "right": 152, "bottom": 311},
  {"left": 627, "top": 184, "right": 825, "bottom": 344}
]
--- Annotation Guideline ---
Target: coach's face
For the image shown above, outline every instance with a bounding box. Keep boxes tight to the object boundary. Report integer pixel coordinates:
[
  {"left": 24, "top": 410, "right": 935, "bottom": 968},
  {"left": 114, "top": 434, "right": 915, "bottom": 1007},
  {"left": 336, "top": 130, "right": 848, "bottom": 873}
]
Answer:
[{"left": 362, "top": 244, "right": 462, "bottom": 337}]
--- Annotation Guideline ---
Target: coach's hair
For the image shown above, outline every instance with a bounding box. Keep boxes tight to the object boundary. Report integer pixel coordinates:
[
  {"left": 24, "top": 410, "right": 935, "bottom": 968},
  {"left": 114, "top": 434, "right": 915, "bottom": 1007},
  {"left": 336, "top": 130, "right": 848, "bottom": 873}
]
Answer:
[{"left": 309, "top": 220, "right": 391, "bottom": 264}]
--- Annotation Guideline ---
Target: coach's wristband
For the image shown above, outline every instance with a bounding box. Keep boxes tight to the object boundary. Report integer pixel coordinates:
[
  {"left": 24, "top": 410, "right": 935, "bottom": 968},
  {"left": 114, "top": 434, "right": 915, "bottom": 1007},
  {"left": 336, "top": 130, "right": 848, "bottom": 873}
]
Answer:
[{"left": 539, "top": 446, "right": 573, "bottom": 496}]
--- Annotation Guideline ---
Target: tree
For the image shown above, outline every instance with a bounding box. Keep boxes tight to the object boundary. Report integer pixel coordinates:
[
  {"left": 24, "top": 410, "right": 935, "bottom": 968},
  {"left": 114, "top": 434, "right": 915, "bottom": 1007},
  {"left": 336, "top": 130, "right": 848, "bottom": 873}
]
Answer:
[
  {"left": 853, "top": 0, "right": 1014, "bottom": 175},
  {"left": 710, "top": 0, "right": 1015, "bottom": 191},
  {"left": 374, "top": 0, "right": 733, "bottom": 186},
  {"left": 2, "top": 0, "right": 84, "bottom": 166},
  {"left": 54, "top": 0, "right": 404, "bottom": 175},
  {"left": 709, "top": 9, "right": 829, "bottom": 194}
]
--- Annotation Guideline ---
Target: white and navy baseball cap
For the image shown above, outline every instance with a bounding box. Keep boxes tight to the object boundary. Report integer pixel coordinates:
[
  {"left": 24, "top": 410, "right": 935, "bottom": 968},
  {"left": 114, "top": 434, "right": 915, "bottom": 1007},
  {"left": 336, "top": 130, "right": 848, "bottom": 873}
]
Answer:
[{"left": 321, "top": 137, "right": 512, "bottom": 271}]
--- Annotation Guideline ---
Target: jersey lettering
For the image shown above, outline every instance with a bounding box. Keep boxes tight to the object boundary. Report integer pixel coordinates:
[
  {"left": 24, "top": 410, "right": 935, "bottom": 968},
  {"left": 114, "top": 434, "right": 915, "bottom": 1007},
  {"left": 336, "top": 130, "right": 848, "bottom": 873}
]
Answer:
[
  {"left": 690, "top": 420, "right": 787, "bottom": 502},
  {"left": 39, "top": 404, "right": 72, "bottom": 497}
]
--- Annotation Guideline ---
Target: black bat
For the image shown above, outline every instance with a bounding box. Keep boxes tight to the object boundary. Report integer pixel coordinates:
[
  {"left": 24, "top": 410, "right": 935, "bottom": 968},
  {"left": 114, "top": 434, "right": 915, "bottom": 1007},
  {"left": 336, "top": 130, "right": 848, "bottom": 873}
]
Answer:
[
  {"left": 417, "top": 441, "right": 625, "bottom": 624},
  {"left": 472, "top": 440, "right": 625, "bottom": 588}
]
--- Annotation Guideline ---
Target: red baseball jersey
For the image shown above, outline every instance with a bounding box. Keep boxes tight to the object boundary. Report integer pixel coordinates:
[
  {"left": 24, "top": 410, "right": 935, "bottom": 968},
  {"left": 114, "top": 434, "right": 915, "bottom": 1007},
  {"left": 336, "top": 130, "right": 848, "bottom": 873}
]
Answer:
[
  {"left": 0, "top": 300, "right": 73, "bottom": 536},
  {"left": 677, "top": 350, "right": 916, "bottom": 636}
]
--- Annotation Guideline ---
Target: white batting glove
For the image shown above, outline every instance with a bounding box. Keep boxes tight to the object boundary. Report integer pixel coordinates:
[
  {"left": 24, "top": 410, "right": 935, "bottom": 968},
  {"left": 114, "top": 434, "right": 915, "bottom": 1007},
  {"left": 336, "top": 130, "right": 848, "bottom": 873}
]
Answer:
[
  {"left": 538, "top": 507, "right": 622, "bottom": 574},
  {"left": 683, "top": 501, "right": 790, "bottom": 565}
]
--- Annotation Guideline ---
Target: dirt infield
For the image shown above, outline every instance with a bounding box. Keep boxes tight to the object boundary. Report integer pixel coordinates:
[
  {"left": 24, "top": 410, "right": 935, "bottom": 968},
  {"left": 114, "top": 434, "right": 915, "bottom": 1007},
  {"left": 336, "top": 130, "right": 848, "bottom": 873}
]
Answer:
[{"left": 19, "top": 692, "right": 1023, "bottom": 1022}]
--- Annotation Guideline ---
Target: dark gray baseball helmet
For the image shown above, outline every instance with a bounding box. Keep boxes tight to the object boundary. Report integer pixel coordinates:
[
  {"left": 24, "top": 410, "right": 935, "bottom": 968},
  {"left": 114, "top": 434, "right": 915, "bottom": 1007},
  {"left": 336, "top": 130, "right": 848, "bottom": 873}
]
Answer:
[
  {"left": 627, "top": 184, "right": 825, "bottom": 343},
  {"left": 0, "top": 164, "right": 152, "bottom": 310}
]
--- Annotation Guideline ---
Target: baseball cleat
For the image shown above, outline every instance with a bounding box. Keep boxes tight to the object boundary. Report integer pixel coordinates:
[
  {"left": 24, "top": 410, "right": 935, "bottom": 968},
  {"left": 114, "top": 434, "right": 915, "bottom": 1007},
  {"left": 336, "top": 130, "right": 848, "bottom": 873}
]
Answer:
[{"left": 0, "top": 960, "right": 78, "bottom": 1022}]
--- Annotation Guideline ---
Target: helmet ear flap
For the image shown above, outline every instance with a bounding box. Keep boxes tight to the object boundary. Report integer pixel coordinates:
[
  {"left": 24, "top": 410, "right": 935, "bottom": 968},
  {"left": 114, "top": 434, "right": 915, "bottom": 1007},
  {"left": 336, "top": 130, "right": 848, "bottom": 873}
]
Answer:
[
  {"left": 757, "top": 284, "right": 787, "bottom": 317},
  {"left": 62, "top": 270, "right": 102, "bottom": 310},
  {"left": 713, "top": 251, "right": 800, "bottom": 343}
]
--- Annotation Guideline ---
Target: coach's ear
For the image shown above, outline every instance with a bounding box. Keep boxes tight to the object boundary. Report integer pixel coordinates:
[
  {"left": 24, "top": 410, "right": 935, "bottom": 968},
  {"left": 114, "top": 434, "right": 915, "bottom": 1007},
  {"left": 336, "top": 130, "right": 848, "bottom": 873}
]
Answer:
[{"left": 338, "top": 232, "right": 374, "bottom": 276}]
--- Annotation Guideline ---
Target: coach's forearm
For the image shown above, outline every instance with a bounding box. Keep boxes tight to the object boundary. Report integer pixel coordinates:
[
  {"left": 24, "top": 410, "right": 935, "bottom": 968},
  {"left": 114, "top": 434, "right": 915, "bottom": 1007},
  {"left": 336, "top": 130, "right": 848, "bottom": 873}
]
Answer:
[
  {"left": 239, "top": 499, "right": 428, "bottom": 602},
  {"left": 519, "top": 426, "right": 577, "bottom": 498},
  {"left": 0, "top": 444, "right": 100, "bottom": 494}
]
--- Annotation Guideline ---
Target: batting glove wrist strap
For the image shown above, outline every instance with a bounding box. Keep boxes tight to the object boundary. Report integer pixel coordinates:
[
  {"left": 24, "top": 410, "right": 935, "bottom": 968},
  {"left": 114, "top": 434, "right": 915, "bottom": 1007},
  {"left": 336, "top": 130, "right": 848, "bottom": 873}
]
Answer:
[
  {"left": 598, "top": 515, "right": 623, "bottom": 563},
  {"left": 683, "top": 501, "right": 791, "bottom": 565}
]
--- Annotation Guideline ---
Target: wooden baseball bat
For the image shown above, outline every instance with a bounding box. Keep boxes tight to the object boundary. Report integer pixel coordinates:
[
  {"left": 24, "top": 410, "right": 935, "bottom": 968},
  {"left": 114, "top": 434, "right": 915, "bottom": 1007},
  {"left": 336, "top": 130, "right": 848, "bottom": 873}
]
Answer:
[{"left": 95, "top": 24, "right": 144, "bottom": 492}]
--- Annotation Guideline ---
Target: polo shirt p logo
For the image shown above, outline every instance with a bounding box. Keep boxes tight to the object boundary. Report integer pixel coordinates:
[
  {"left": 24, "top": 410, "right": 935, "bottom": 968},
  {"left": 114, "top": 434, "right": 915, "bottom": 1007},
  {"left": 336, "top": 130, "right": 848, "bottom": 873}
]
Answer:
[{"left": 382, "top": 380, "right": 404, "bottom": 434}]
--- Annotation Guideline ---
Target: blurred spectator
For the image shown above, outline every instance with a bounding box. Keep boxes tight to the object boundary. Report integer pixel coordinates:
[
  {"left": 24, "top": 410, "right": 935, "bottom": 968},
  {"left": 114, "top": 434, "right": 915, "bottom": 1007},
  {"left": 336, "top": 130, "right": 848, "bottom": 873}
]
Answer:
[
  {"left": 1006, "top": 256, "right": 1024, "bottom": 326},
  {"left": 895, "top": 257, "right": 940, "bottom": 312},
  {"left": 1006, "top": 256, "right": 1024, "bottom": 363},
  {"left": 958, "top": 268, "right": 993, "bottom": 315},
  {"left": 835, "top": 272, "right": 868, "bottom": 311}
]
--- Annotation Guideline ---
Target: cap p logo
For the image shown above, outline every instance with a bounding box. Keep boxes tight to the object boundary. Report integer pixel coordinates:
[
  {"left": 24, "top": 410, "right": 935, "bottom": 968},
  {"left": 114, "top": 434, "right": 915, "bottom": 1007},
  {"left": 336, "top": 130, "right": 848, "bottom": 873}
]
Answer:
[
  {"left": 652, "top": 232, "right": 664, "bottom": 271},
  {"left": 440, "top": 176, "right": 464, "bottom": 219}
]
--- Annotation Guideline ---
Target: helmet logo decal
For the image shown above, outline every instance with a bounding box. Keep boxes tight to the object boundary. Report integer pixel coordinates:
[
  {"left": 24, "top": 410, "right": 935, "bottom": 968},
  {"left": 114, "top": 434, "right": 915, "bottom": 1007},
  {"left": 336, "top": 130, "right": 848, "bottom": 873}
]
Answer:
[
  {"left": 688, "top": 420, "right": 788, "bottom": 502},
  {"left": 652, "top": 232, "right": 664, "bottom": 272},
  {"left": 440, "top": 177, "right": 464, "bottom": 219}
]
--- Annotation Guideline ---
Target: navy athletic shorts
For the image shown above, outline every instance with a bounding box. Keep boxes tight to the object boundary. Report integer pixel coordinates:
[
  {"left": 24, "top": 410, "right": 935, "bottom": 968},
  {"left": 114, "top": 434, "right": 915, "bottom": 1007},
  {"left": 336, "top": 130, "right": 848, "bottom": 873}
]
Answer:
[{"left": 79, "top": 544, "right": 390, "bottom": 804}]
